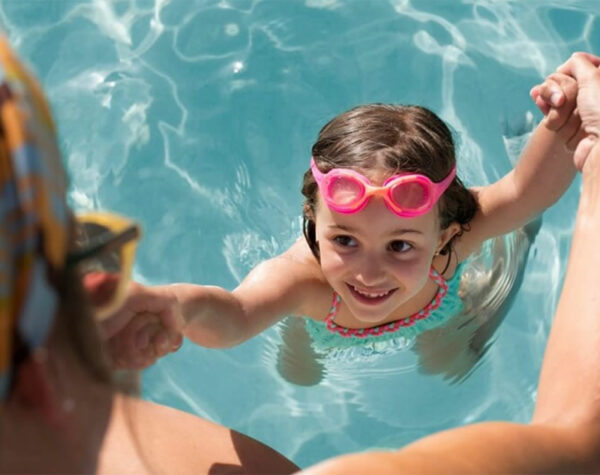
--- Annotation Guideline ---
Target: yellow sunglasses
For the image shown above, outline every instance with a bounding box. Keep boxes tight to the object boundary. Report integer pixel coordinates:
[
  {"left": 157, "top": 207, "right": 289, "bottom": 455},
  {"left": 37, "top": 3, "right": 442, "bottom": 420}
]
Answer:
[{"left": 66, "top": 211, "right": 141, "bottom": 320}]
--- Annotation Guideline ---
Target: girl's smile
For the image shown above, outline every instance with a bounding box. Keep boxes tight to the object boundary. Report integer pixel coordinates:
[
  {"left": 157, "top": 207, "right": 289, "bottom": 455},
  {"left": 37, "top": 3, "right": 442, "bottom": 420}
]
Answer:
[{"left": 346, "top": 284, "right": 398, "bottom": 305}]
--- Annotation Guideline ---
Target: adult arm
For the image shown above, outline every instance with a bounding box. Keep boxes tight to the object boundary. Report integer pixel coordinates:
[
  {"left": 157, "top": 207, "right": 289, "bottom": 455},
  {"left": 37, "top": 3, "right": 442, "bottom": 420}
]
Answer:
[{"left": 535, "top": 52, "right": 600, "bottom": 427}]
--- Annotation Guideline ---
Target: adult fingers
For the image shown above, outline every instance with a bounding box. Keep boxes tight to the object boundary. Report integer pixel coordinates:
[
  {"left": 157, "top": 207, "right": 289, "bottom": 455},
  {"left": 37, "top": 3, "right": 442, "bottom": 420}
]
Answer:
[
  {"left": 151, "top": 328, "right": 184, "bottom": 357},
  {"left": 565, "top": 114, "right": 586, "bottom": 151},
  {"left": 126, "top": 313, "right": 160, "bottom": 350},
  {"left": 157, "top": 294, "right": 185, "bottom": 334},
  {"left": 107, "top": 313, "right": 159, "bottom": 368},
  {"left": 557, "top": 52, "right": 600, "bottom": 81},
  {"left": 110, "top": 340, "right": 157, "bottom": 370},
  {"left": 574, "top": 136, "right": 598, "bottom": 172},
  {"left": 128, "top": 284, "right": 185, "bottom": 335},
  {"left": 100, "top": 283, "right": 182, "bottom": 339},
  {"left": 151, "top": 330, "right": 172, "bottom": 358},
  {"left": 99, "top": 282, "right": 153, "bottom": 339},
  {"left": 98, "top": 305, "right": 135, "bottom": 341},
  {"left": 171, "top": 333, "right": 184, "bottom": 352}
]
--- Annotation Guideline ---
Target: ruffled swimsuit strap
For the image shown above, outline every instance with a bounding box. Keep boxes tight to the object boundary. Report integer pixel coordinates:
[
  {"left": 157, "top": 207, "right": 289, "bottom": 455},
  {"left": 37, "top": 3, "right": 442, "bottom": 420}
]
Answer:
[{"left": 325, "top": 266, "right": 448, "bottom": 339}]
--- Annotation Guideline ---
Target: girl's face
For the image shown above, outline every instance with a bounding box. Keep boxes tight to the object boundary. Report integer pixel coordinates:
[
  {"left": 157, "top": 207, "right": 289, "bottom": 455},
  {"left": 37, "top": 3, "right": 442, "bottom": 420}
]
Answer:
[{"left": 314, "top": 189, "right": 453, "bottom": 324}]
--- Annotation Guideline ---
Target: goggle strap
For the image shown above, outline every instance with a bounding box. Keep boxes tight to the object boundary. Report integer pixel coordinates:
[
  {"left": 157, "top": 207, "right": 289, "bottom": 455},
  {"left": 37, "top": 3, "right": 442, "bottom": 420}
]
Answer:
[
  {"left": 310, "top": 157, "right": 326, "bottom": 185},
  {"left": 430, "top": 165, "right": 456, "bottom": 201}
]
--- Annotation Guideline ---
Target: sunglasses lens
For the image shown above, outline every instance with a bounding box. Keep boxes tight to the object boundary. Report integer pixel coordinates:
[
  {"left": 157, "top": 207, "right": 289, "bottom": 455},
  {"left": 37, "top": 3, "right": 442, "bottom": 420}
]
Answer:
[
  {"left": 328, "top": 176, "right": 364, "bottom": 207},
  {"left": 76, "top": 222, "right": 123, "bottom": 273},
  {"left": 390, "top": 182, "right": 429, "bottom": 210}
]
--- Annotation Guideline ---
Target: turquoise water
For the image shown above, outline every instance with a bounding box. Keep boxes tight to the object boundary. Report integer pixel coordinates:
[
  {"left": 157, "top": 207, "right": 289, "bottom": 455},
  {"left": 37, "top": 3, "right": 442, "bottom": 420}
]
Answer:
[{"left": 2, "top": 0, "right": 598, "bottom": 468}]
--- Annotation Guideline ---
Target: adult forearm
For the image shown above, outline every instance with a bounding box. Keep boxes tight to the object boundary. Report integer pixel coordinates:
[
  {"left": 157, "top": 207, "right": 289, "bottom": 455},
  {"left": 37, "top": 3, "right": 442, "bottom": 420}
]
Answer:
[
  {"left": 172, "top": 284, "right": 248, "bottom": 348},
  {"left": 534, "top": 142, "right": 600, "bottom": 433},
  {"left": 303, "top": 423, "right": 590, "bottom": 474}
]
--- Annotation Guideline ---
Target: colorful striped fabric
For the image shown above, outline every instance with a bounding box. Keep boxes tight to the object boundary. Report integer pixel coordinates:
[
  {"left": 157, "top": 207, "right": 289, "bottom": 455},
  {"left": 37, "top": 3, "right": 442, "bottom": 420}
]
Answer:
[{"left": 0, "top": 36, "right": 69, "bottom": 400}]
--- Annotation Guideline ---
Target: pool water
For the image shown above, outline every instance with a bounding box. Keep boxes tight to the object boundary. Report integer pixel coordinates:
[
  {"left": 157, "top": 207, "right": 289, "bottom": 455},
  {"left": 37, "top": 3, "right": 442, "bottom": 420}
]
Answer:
[{"left": 2, "top": 0, "right": 598, "bottom": 468}]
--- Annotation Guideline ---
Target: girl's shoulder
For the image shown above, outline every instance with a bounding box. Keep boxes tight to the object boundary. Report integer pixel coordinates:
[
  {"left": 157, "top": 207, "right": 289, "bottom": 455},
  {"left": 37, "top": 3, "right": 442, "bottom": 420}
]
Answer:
[
  {"left": 277, "top": 237, "right": 322, "bottom": 276},
  {"left": 230, "top": 239, "right": 331, "bottom": 324},
  {"left": 275, "top": 239, "right": 335, "bottom": 318},
  {"left": 232, "top": 240, "right": 331, "bottom": 320}
]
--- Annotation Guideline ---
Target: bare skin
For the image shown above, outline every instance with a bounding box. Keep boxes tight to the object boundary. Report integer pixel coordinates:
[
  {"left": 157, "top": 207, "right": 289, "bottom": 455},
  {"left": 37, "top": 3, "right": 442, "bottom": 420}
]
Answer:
[{"left": 100, "top": 396, "right": 298, "bottom": 475}]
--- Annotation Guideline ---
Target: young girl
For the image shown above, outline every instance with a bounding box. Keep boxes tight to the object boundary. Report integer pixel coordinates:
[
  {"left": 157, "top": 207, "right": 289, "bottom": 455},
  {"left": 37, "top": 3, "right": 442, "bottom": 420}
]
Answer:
[{"left": 103, "top": 72, "right": 581, "bottom": 371}]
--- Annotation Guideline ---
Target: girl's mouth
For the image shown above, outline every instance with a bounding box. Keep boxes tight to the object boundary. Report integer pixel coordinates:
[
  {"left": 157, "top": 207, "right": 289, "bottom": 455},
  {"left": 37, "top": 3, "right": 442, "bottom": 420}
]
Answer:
[{"left": 346, "top": 284, "right": 397, "bottom": 305}]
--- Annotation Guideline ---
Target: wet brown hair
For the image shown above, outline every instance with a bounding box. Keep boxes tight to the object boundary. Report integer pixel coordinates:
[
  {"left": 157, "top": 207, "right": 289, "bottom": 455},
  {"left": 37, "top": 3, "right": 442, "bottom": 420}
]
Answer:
[{"left": 302, "top": 104, "right": 478, "bottom": 266}]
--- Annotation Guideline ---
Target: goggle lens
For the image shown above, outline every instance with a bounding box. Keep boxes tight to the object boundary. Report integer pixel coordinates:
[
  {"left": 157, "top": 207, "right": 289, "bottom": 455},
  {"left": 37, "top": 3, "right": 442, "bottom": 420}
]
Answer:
[
  {"left": 389, "top": 182, "right": 429, "bottom": 210},
  {"left": 310, "top": 157, "right": 455, "bottom": 218},
  {"left": 328, "top": 176, "right": 364, "bottom": 206}
]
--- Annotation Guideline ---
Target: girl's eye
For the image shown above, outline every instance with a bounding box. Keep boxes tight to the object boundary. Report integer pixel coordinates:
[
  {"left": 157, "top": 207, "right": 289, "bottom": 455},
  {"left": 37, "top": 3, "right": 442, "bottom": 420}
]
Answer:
[
  {"left": 388, "top": 240, "right": 412, "bottom": 253},
  {"left": 333, "top": 235, "right": 357, "bottom": 247}
]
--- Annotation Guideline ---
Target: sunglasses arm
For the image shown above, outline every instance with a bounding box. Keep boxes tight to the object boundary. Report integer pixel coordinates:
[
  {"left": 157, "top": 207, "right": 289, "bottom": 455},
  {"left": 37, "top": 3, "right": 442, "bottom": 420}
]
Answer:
[{"left": 66, "top": 225, "right": 141, "bottom": 267}]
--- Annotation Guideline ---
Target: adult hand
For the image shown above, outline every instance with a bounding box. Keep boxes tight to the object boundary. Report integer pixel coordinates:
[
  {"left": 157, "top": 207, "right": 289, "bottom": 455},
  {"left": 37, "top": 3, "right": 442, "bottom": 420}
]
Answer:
[
  {"left": 99, "top": 282, "right": 185, "bottom": 369},
  {"left": 557, "top": 52, "right": 600, "bottom": 171}
]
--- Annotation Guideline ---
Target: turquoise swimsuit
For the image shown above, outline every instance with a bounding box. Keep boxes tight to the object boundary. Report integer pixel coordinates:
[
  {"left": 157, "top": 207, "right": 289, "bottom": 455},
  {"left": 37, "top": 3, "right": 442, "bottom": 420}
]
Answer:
[{"left": 305, "top": 262, "right": 465, "bottom": 354}]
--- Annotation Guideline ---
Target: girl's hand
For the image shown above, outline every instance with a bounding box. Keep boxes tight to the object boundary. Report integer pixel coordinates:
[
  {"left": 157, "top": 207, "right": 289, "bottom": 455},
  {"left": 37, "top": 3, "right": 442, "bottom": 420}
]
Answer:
[
  {"left": 530, "top": 72, "right": 583, "bottom": 150},
  {"left": 99, "top": 283, "right": 185, "bottom": 369}
]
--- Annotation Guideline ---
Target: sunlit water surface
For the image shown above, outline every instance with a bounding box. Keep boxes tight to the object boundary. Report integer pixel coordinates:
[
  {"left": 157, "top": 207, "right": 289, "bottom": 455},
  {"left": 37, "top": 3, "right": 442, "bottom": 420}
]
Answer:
[{"left": 2, "top": 0, "right": 598, "bottom": 467}]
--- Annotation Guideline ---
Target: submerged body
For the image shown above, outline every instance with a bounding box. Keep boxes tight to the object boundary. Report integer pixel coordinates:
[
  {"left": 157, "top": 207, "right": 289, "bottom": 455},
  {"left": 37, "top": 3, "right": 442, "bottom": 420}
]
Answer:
[{"left": 277, "top": 223, "right": 534, "bottom": 385}]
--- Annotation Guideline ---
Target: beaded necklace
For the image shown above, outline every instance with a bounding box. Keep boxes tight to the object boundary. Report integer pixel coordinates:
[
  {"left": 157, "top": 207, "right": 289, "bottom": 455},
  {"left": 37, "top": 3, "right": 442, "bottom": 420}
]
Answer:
[{"left": 325, "top": 267, "right": 448, "bottom": 338}]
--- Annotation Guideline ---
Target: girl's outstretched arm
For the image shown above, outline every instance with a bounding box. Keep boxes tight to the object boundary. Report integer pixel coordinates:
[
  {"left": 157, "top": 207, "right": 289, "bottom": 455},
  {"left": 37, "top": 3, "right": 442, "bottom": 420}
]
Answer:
[
  {"left": 455, "top": 73, "right": 579, "bottom": 258},
  {"left": 178, "top": 241, "right": 321, "bottom": 348},
  {"left": 102, "top": 239, "right": 323, "bottom": 366}
]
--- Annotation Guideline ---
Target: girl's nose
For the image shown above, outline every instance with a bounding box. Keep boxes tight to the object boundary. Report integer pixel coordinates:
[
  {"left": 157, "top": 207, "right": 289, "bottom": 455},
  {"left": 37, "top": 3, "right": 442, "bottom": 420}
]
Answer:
[{"left": 355, "top": 256, "right": 387, "bottom": 287}]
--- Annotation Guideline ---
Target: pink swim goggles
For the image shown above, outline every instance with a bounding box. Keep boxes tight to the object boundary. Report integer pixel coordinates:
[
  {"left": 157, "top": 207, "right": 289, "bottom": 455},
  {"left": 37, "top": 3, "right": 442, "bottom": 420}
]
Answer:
[{"left": 310, "top": 157, "right": 456, "bottom": 218}]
